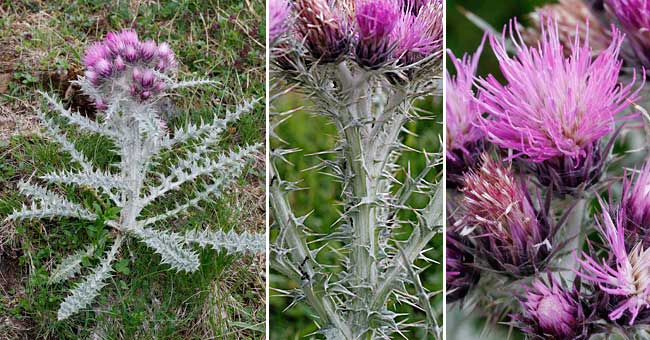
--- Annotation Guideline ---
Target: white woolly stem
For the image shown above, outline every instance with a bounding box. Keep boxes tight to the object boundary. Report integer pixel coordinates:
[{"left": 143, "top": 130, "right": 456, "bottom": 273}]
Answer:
[
  {"left": 560, "top": 198, "right": 586, "bottom": 281},
  {"left": 269, "top": 167, "right": 352, "bottom": 338}
]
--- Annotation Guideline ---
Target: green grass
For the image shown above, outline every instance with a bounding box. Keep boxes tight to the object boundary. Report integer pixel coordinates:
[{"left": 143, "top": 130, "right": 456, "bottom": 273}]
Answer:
[
  {"left": 0, "top": 1, "right": 265, "bottom": 339},
  {"left": 269, "top": 92, "right": 444, "bottom": 339}
]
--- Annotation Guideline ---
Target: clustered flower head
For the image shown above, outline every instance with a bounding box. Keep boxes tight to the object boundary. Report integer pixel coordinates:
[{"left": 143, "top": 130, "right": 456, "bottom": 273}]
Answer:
[
  {"left": 476, "top": 18, "right": 640, "bottom": 194},
  {"left": 445, "top": 37, "right": 485, "bottom": 185},
  {"left": 82, "top": 29, "right": 177, "bottom": 110},
  {"left": 459, "top": 155, "right": 553, "bottom": 276},
  {"left": 620, "top": 163, "right": 650, "bottom": 247},
  {"left": 274, "top": 0, "right": 442, "bottom": 75},
  {"left": 605, "top": 0, "right": 650, "bottom": 66},
  {"left": 269, "top": 0, "right": 291, "bottom": 43},
  {"left": 514, "top": 274, "right": 588, "bottom": 339}
]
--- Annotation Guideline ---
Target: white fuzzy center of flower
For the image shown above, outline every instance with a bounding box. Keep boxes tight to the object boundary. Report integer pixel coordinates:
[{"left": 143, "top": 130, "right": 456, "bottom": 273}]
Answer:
[{"left": 537, "top": 294, "right": 563, "bottom": 324}]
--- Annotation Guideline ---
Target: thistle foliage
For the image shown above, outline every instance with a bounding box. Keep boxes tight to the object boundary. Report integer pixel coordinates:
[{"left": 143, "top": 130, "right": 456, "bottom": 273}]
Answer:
[{"left": 6, "top": 30, "right": 265, "bottom": 320}]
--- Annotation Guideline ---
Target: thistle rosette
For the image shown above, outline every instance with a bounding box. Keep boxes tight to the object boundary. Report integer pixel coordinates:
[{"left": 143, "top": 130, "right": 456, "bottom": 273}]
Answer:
[
  {"left": 82, "top": 29, "right": 176, "bottom": 110},
  {"left": 446, "top": 223, "right": 480, "bottom": 303},
  {"left": 513, "top": 274, "right": 590, "bottom": 339},
  {"left": 576, "top": 199, "right": 650, "bottom": 325},
  {"left": 605, "top": 0, "right": 650, "bottom": 67},
  {"left": 269, "top": 0, "right": 291, "bottom": 43},
  {"left": 445, "top": 37, "right": 486, "bottom": 186},
  {"left": 476, "top": 18, "right": 640, "bottom": 196},
  {"left": 459, "top": 155, "right": 555, "bottom": 277}
]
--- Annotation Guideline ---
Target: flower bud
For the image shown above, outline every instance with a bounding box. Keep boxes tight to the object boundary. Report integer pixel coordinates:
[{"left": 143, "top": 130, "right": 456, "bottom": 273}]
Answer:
[
  {"left": 620, "top": 162, "right": 650, "bottom": 248},
  {"left": 94, "top": 58, "right": 112, "bottom": 77},
  {"left": 514, "top": 274, "right": 588, "bottom": 339},
  {"left": 295, "top": 0, "right": 350, "bottom": 63},
  {"left": 460, "top": 155, "right": 554, "bottom": 277},
  {"left": 140, "top": 69, "right": 155, "bottom": 88},
  {"left": 605, "top": 0, "right": 650, "bottom": 67},
  {"left": 124, "top": 45, "right": 138, "bottom": 62},
  {"left": 140, "top": 40, "right": 157, "bottom": 60}
]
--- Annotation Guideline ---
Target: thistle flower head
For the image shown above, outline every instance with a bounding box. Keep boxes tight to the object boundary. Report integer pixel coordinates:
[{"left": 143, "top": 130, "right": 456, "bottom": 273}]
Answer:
[
  {"left": 294, "top": 0, "right": 350, "bottom": 63},
  {"left": 445, "top": 36, "right": 484, "bottom": 161},
  {"left": 391, "top": 0, "right": 443, "bottom": 67},
  {"left": 446, "top": 36, "right": 486, "bottom": 185},
  {"left": 618, "top": 162, "right": 650, "bottom": 248},
  {"left": 477, "top": 18, "right": 639, "bottom": 163},
  {"left": 269, "top": 0, "right": 291, "bottom": 43},
  {"left": 446, "top": 225, "right": 479, "bottom": 303},
  {"left": 605, "top": 0, "right": 650, "bottom": 66},
  {"left": 82, "top": 29, "right": 176, "bottom": 109},
  {"left": 459, "top": 155, "right": 552, "bottom": 276},
  {"left": 515, "top": 274, "right": 588, "bottom": 339},
  {"left": 576, "top": 200, "right": 650, "bottom": 325},
  {"left": 354, "top": 0, "right": 400, "bottom": 68}
]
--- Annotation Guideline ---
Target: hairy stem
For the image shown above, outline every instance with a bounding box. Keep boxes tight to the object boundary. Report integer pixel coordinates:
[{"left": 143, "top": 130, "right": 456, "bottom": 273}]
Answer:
[
  {"left": 270, "top": 166, "right": 352, "bottom": 339},
  {"left": 561, "top": 198, "right": 586, "bottom": 281}
]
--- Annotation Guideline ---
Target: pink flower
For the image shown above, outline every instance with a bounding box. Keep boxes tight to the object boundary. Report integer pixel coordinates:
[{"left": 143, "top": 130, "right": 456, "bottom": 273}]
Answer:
[
  {"left": 355, "top": 0, "right": 400, "bottom": 68},
  {"left": 476, "top": 18, "right": 640, "bottom": 163},
  {"left": 576, "top": 199, "right": 650, "bottom": 324},
  {"left": 269, "top": 0, "right": 291, "bottom": 43},
  {"left": 445, "top": 36, "right": 485, "bottom": 162},
  {"left": 392, "top": 0, "right": 442, "bottom": 66}
]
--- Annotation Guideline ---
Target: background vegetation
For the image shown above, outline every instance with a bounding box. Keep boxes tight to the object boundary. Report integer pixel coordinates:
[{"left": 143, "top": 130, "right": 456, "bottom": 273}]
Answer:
[{"left": 0, "top": 1, "right": 265, "bottom": 339}]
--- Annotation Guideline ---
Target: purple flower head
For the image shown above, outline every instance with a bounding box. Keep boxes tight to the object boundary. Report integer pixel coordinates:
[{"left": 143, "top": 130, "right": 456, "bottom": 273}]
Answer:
[
  {"left": 269, "top": 0, "right": 291, "bottom": 43},
  {"left": 391, "top": 0, "right": 442, "bottom": 66},
  {"left": 605, "top": 0, "right": 650, "bottom": 67},
  {"left": 446, "top": 36, "right": 486, "bottom": 186},
  {"left": 354, "top": 0, "right": 400, "bottom": 68},
  {"left": 460, "top": 155, "right": 554, "bottom": 277},
  {"left": 576, "top": 199, "right": 650, "bottom": 325},
  {"left": 620, "top": 162, "right": 650, "bottom": 247},
  {"left": 82, "top": 29, "right": 177, "bottom": 109},
  {"left": 476, "top": 18, "right": 640, "bottom": 163},
  {"left": 514, "top": 274, "right": 588, "bottom": 339},
  {"left": 446, "top": 222, "right": 479, "bottom": 303},
  {"left": 294, "top": 0, "right": 350, "bottom": 64}
]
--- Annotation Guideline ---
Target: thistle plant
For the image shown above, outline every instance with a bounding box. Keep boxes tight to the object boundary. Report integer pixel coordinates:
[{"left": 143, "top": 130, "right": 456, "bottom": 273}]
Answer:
[
  {"left": 5, "top": 30, "right": 265, "bottom": 321},
  {"left": 270, "top": 0, "right": 443, "bottom": 338},
  {"left": 446, "top": 4, "right": 650, "bottom": 337}
]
